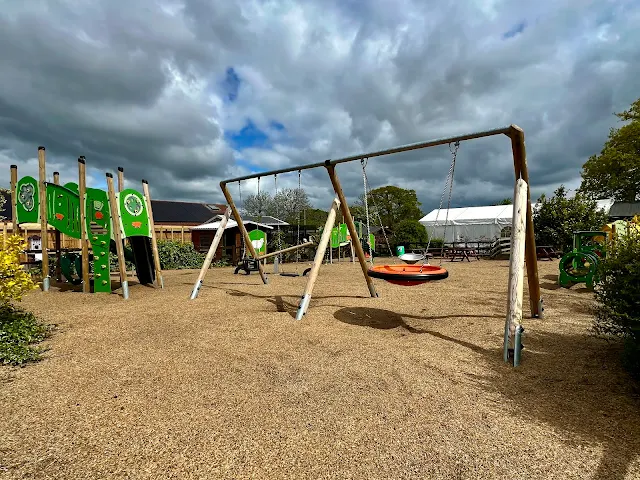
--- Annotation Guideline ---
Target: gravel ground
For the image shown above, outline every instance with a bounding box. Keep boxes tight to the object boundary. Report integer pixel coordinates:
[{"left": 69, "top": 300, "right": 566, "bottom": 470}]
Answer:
[{"left": 1, "top": 258, "right": 639, "bottom": 479}]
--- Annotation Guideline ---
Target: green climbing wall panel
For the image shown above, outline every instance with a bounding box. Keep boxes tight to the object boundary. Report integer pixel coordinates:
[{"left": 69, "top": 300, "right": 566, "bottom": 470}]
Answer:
[
  {"left": 15, "top": 176, "right": 39, "bottom": 225},
  {"left": 86, "top": 188, "right": 112, "bottom": 293},
  {"left": 117, "top": 189, "right": 151, "bottom": 238},
  {"left": 45, "top": 183, "right": 82, "bottom": 239},
  {"left": 63, "top": 182, "right": 79, "bottom": 194}
]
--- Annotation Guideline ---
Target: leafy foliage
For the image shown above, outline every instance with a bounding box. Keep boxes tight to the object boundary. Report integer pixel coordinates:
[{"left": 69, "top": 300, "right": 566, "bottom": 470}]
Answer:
[
  {"left": 242, "top": 188, "right": 310, "bottom": 224},
  {"left": 0, "top": 235, "right": 39, "bottom": 305},
  {"left": 533, "top": 186, "right": 609, "bottom": 254},
  {"left": 0, "top": 187, "right": 8, "bottom": 222},
  {"left": 156, "top": 240, "right": 207, "bottom": 270},
  {"left": 304, "top": 208, "right": 329, "bottom": 228},
  {"left": 0, "top": 304, "right": 51, "bottom": 365},
  {"left": 355, "top": 186, "right": 423, "bottom": 228},
  {"left": 393, "top": 219, "right": 429, "bottom": 246},
  {"left": 579, "top": 97, "right": 640, "bottom": 201},
  {"left": 496, "top": 198, "right": 512, "bottom": 205},
  {"left": 593, "top": 227, "right": 640, "bottom": 377}
]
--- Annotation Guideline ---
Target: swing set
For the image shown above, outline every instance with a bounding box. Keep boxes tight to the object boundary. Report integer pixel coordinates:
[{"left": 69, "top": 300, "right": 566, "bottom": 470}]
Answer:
[{"left": 190, "top": 125, "right": 542, "bottom": 364}]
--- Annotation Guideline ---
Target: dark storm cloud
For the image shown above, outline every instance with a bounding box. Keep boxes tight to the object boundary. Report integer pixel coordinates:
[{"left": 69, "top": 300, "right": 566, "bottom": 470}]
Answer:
[{"left": 0, "top": 0, "right": 638, "bottom": 214}]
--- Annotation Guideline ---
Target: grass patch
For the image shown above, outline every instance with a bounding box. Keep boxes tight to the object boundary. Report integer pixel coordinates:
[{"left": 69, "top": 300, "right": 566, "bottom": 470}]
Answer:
[{"left": 0, "top": 305, "right": 52, "bottom": 366}]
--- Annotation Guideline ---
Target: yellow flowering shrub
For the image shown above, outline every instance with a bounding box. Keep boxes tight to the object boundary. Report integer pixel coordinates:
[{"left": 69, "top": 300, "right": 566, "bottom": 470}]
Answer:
[{"left": 0, "top": 235, "right": 39, "bottom": 304}]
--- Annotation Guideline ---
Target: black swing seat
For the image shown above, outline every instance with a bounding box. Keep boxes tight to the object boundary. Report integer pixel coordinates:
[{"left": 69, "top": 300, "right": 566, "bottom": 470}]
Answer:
[
  {"left": 280, "top": 267, "right": 312, "bottom": 277},
  {"left": 234, "top": 258, "right": 260, "bottom": 275}
]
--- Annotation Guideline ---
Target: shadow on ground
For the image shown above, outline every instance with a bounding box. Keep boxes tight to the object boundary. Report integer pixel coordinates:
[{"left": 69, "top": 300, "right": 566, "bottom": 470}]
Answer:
[{"left": 333, "top": 306, "right": 640, "bottom": 480}]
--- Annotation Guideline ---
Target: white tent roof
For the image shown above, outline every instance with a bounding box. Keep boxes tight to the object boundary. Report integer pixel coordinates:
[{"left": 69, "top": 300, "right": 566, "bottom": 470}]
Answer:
[
  {"left": 419, "top": 198, "right": 615, "bottom": 243},
  {"left": 419, "top": 205, "right": 512, "bottom": 225},
  {"left": 191, "top": 219, "right": 273, "bottom": 230}
]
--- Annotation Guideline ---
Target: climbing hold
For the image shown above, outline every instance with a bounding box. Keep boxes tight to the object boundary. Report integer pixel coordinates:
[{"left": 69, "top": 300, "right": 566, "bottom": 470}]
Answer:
[{"left": 102, "top": 280, "right": 107, "bottom": 285}]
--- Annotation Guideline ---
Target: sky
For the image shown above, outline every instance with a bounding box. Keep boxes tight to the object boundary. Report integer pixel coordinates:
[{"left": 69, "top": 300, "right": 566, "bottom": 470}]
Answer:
[{"left": 1, "top": 0, "right": 639, "bottom": 216}]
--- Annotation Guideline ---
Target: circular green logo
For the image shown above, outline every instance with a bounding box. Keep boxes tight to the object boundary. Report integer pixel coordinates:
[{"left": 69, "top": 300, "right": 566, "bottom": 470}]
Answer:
[{"left": 124, "top": 193, "right": 143, "bottom": 216}]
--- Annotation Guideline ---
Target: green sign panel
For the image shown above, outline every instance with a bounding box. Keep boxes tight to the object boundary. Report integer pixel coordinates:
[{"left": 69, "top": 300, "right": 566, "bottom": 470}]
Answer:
[
  {"left": 339, "top": 223, "right": 348, "bottom": 243},
  {"left": 45, "top": 183, "right": 81, "bottom": 239},
  {"left": 369, "top": 233, "right": 375, "bottom": 252},
  {"left": 331, "top": 227, "right": 339, "bottom": 248},
  {"left": 16, "top": 176, "right": 39, "bottom": 225},
  {"left": 118, "top": 189, "right": 151, "bottom": 238},
  {"left": 249, "top": 229, "right": 267, "bottom": 255}
]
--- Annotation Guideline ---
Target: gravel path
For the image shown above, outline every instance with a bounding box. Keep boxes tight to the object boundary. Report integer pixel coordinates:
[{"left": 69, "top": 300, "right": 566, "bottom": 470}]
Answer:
[{"left": 1, "top": 259, "right": 639, "bottom": 479}]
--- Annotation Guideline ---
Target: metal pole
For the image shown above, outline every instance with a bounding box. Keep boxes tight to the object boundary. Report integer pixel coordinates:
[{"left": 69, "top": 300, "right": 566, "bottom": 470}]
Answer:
[
  {"left": 221, "top": 126, "right": 512, "bottom": 185},
  {"left": 220, "top": 183, "right": 268, "bottom": 285},
  {"left": 326, "top": 165, "right": 377, "bottom": 298},
  {"left": 256, "top": 241, "right": 313, "bottom": 261}
]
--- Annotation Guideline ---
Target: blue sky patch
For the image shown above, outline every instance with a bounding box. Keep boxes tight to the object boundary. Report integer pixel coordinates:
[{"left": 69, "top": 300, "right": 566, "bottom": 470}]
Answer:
[
  {"left": 222, "top": 67, "right": 241, "bottom": 102},
  {"left": 503, "top": 21, "right": 527, "bottom": 39},
  {"left": 270, "top": 120, "right": 285, "bottom": 131},
  {"left": 225, "top": 120, "right": 270, "bottom": 150}
]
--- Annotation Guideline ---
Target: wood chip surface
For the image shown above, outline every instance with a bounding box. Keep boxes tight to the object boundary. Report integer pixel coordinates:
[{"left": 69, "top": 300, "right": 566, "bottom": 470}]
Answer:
[{"left": 1, "top": 258, "right": 639, "bottom": 479}]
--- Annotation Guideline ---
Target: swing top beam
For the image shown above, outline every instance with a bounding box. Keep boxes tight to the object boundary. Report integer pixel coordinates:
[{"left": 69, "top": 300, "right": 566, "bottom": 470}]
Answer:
[{"left": 220, "top": 125, "right": 514, "bottom": 185}]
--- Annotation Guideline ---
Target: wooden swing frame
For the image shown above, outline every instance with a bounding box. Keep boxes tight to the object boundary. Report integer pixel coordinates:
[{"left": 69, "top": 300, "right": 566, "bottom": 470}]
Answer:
[{"left": 191, "top": 125, "right": 542, "bottom": 348}]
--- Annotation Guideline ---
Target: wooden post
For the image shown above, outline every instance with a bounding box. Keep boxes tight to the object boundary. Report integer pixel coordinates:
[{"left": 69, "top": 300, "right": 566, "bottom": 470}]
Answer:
[
  {"left": 2, "top": 222, "right": 6, "bottom": 248},
  {"left": 256, "top": 241, "right": 313, "bottom": 260},
  {"left": 190, "top": 208, "right": 231, "bottom": 299},
  {"left": 117, "top": 167, "right": 124, "bottom": 192},
  {"left": 53, "top": 171, "right": 62, "bottom": 282},
  {"left": 326, "top": 164, "right": 377, "bottom": 298},
  {"left": 220, "top": 183, "right": 268, "bottom": 285},
  {"left": 509, "top": 126, "right": 542, "bottom": 318},
  {"left": 38, "top": 147, "right": 50, "bottom": 291},
  {"left": 10, "top": 165, "right": 18, "bottom": 238},
  {"left": 503, "top": 178, "right": 528, "bottom": 365},
  {"left": 296, "top": 198, "right": 340, "bottom": 320},
  {"left": 141, "top": 180, "right": 164, "bottom": 288},
  {"left": 106, "top": 173, "right": 130, "bottom": 299},
  {"left": 78, "top": 157, "right": 91, "bottom": 292},
  {"left": 181, "top": 226, "right": 185, "bottom": 243}
]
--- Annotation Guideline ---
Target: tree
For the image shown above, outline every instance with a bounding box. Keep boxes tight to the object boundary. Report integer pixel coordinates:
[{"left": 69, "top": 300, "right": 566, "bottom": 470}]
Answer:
[
  {"left": 578, "top": 97, "right": 640, "bottom": 202},
  {"left": 241, "top": 191, "right": 273, "bottom": 217},
  {"left": 304, "top": 208, "right": 329, "bottom": 228},
  {"left": 0, "top": 188, "right": 7, "bottom": 221},
  {"left": 272, "top": 188, "right": 311, "bottom": 224},
  {"left": 393, "top": 219, "right": 429, "bottom": 246},
  {"left": 496, "top": 198, "right": 512, "bottom": 205},
  {"left": 356, "top": 186, "right": 423, "bottom": 228},
  {"left": 533, "top": 185, "right": 609, "bottom": 253}
]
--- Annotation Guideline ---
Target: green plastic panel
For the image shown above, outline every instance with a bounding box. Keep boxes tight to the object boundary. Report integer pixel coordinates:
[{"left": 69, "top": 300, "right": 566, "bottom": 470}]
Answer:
[
  {"left": 63, "top": 182, "right": 79, "bottom": 194},
  {"left": 331, "top": 227, "right": 339, "bottom": 248},
  {"left": 339, "top": 223, "right": 348, "bottom": 243},
  {"left": 45, "top": 183, "right": 81, "bottom": 239},
  {"left": 86, "top": 187, "right": 112, "bottom": 293},
  {"left": 248, "top": 229, "right": 267, "bottom": 255},
  {"left": 117, "top": 189, "right": 151, "bottom": 238},
  {"left": 15, "top": 176, "right": 39, "bottom": 224}
]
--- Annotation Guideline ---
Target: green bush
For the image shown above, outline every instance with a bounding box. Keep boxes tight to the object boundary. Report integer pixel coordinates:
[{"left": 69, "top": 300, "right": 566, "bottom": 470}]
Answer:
[
  {"left": 429, "top": 237, "right": 445, "bottom": 250},
  {"left": 0, "top": 305, "right": 51, "bottom": 365},
  {"left": 593, "top": 228, "right": 640, "bottom": 377},
  {"left": 393, "top": 219, "right": 429, "bottom": 246},
  {"left": 156, "top": 240, "right": 207, "bottom": 270}
]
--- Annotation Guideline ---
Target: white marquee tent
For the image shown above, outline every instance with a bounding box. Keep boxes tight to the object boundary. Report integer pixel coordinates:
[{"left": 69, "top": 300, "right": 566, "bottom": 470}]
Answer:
[{"left": 419, "top": 199, "right": 614, "bottom": 243}]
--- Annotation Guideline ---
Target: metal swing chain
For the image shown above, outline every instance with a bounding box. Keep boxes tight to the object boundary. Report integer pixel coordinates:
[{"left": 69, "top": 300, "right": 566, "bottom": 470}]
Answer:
[
  {"left": 421, "top": 141, "right": 459, "bottom": 271},
  {"left": 274, "top": 174, "right": 283, "bottom": 264},
  {"left": 239, "top": 181, "right": 246, "bottom": 259},
  {"left": 297, "top": 170, "right": 302, "bottom": 261},
  {"left": 361, "top": 159, "right": 392, "bottom": 257},
  {"left": 361, "top": 158, "right": 373, "bottom": 264}
]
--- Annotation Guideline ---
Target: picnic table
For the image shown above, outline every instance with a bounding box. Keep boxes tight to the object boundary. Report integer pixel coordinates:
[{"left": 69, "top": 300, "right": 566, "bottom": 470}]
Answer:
[
  {"left": 536, "top": 245, "right": 561, "bottom": 260},
  {"left": 446, "top": 247, "right": 479, "bottom": 262}
]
